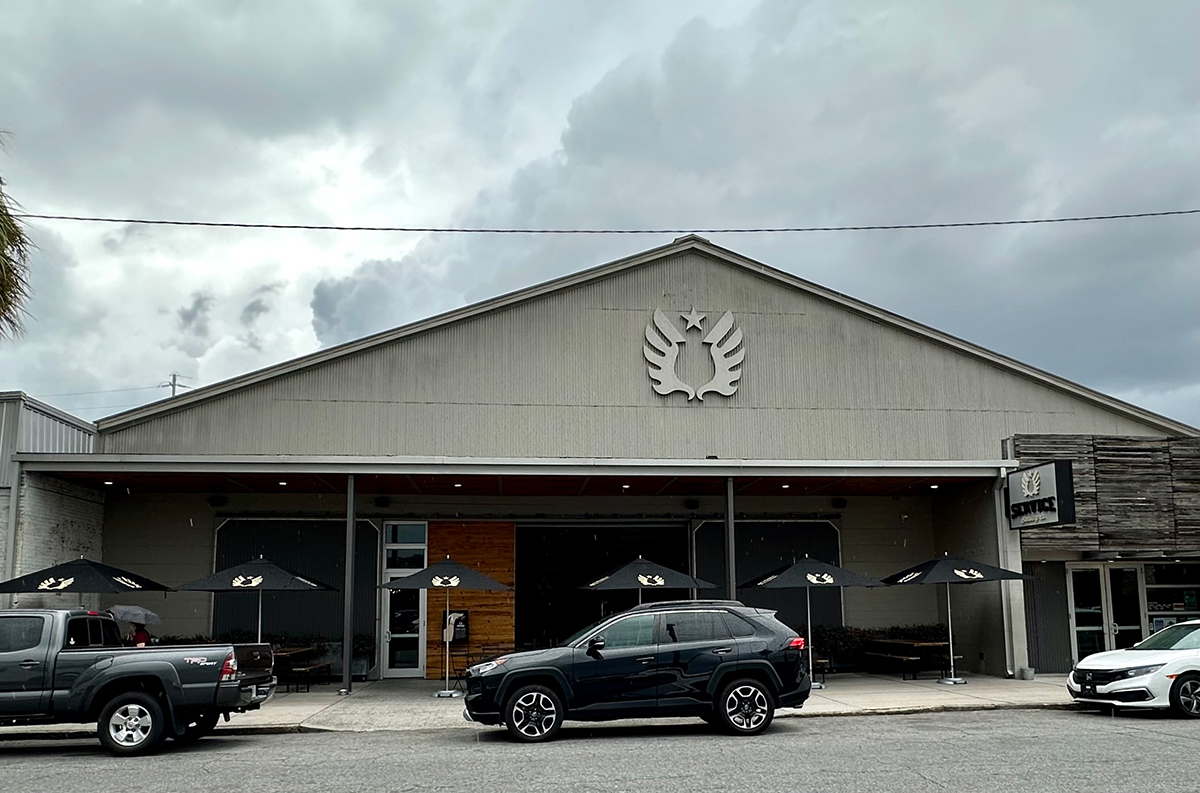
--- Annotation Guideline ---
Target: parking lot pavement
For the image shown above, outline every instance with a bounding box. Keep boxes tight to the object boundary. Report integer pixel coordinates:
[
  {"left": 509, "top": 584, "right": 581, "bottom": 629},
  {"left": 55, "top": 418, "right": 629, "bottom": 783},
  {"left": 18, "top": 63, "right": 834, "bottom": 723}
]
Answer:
[{"left": 1, "top": 708, "right": 1195, "bottom": 793}]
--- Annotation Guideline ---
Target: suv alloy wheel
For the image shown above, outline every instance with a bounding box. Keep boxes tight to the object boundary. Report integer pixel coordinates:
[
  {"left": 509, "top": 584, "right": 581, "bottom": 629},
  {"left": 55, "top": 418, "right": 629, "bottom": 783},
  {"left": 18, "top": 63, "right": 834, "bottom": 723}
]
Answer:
[
  {"left": 716, "top": 678, "right": 775, "bottom": 736},
  {"left": 504, "top": 684, "right": 565, "bottom": 742}
]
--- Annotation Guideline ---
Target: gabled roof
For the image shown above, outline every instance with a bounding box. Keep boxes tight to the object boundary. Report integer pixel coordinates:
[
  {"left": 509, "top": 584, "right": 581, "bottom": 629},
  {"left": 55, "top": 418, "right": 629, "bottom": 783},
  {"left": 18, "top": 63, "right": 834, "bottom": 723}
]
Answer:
[{"left": 97, "top": 235, "right": 1198, "bottom": 436}]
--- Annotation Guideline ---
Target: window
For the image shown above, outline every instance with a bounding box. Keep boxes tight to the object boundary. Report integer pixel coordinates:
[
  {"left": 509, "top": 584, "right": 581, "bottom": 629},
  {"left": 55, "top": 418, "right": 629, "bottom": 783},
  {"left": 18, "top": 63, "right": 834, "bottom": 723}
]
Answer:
[
  {"left": 721, "top": 613, "right": 757, "bottom": 638},
  {"left": 599, "top": 615, "right": 656, "bottom": 649},
  {"left": 384, "top": 522, "right": 427, "bottom": 572},
  {"left": 0, "top": 616, "right": 46, "bottom": 653},
  {"left": 65, "top": 618, "right": 123, "bottom": 648},
  {"left": 385, "top": 523, "right": 426, "bottom": 545},
  {"left": 662, "top": 611, "right": 732, "bottom": 644}
]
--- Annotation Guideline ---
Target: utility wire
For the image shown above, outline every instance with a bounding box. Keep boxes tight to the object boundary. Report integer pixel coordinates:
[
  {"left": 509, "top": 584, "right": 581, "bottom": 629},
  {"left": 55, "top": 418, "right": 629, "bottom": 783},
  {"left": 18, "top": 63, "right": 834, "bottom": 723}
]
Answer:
[
  {"left": 12, "top": 209, "right": 1199, "bottom": 234},
  {"left": 32, "top": 385, "right": 162, "bottom": 398}
]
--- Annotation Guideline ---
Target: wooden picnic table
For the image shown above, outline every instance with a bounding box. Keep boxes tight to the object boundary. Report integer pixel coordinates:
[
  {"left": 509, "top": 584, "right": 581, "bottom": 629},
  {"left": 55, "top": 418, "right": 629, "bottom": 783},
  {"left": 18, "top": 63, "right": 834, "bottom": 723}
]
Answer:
[{"left": 273, "top": 645, "right": 315, "bottom": 659}]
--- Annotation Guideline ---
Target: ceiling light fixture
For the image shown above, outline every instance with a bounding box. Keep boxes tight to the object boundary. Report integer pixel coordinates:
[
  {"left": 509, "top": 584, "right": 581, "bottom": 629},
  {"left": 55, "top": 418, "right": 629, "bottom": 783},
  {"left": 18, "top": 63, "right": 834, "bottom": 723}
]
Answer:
[
  {"left": 454, "top": 483, "right": 462, "bottom": 488},
  {"left": 930, "top": 484, "right": 939, "bottom": 489},
  {"left": 622, "top": 484, "right": 630, "bottom": 489},
  {"left": 279, "top": 481, "right": 287, "bottom": 486},
  {"left": 781, "top": 484, "right": 790, "bottom": 489},
  {"left": 103, "top": 481, "right": 114, "bottom": 486}
]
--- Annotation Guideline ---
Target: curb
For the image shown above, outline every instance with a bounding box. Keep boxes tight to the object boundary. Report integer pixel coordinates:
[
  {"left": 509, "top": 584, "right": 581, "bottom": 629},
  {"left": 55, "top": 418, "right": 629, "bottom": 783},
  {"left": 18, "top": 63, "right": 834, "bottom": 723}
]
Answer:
[{"left": 0, "top": 703, "right": 1080, "bottom": 741}]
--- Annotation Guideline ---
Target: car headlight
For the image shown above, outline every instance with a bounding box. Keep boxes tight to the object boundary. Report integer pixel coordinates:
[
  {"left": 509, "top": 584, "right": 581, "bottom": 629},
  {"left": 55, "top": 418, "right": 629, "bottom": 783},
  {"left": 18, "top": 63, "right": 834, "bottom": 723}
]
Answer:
[
  {"left": 1120, "top": 664, "right": 1165, "bottom": 679},
  {"left": 470, "top": 657, "right": 508, "bottom": 676}
]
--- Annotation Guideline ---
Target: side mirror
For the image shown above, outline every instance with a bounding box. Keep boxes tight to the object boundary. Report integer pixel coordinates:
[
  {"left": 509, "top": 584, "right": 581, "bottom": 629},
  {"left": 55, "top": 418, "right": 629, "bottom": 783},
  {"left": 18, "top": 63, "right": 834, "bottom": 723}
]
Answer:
[{"left": 587, "top": 636, "right": 606, "bottom": 654}]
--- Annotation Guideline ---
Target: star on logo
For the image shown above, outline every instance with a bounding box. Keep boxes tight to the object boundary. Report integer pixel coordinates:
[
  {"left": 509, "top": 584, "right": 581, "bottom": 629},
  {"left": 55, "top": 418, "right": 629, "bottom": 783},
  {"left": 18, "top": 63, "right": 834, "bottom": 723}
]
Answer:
[{"left": 680, "top": 307, "right": 706, "bottom": 331}]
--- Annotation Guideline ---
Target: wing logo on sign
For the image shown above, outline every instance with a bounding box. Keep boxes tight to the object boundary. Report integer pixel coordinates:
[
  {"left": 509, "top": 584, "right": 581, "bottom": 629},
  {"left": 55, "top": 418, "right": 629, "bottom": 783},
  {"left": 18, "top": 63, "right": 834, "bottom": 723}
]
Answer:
[
  {"left": 953, "top": 568, "right": 985, "bottom": 580},
  {"left": 806, "top": 572, "right": 835, "bottom": 585},
  {"left": 637, "top": 574, "right": 666, "bottom": 587},
  {"left": 431, "top": 575, "right": 460, "bottom": 588},
  {"left": 898, "top": 571, "right": 922, "bottom": 584},
  {"left": 37, "top": 577, "right": 74, "bottom": 591},
  {"left": 232, "top": 575, "right": 264, "bottom": 588},
  {"left": 643, "top": 309, "right": 744, "bottom": 400},
  {"left": 113, "top": 576, "right": 143, "bottom": 589},
  {"left": 1020, "top": 470, "right": 1041, "bottom": 499}
]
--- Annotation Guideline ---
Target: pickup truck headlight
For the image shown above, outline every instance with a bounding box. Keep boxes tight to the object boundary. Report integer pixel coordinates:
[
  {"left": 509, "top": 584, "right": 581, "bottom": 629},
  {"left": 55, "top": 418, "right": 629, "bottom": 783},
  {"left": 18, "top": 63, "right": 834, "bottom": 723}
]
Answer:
[
  {"left": 1120, "top": 664, "right": 1165, "bottom": 679},
  {"left": 470, "top": 657, "right": 508, "bottom": 676}
]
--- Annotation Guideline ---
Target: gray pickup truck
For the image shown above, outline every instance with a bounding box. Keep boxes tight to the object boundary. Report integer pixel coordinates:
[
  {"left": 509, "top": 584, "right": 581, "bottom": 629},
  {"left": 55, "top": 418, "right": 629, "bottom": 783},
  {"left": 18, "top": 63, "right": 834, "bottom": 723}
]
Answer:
[{"left": 0, "top": 609, "right": 275, "bottom": 755}]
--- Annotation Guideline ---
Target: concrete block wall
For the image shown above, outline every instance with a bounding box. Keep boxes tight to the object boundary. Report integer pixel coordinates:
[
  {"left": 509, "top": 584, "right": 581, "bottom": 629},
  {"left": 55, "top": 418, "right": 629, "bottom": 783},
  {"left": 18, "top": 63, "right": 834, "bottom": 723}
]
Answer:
[{"left": 10, "top": 473, "right": 105, "bottom": 610}]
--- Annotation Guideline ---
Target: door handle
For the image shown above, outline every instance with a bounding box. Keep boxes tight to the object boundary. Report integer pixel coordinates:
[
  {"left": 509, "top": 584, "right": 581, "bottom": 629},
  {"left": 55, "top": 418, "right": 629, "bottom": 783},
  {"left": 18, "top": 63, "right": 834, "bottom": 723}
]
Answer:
[
  {"left": 19, "top": 660, "right": 41, "bottom": 669},
  {"left": 712, "top": 648, "right": 733, "bottom": 655},
  {"left": 636, "top": 656, "right": 655, "bottom": 664}
]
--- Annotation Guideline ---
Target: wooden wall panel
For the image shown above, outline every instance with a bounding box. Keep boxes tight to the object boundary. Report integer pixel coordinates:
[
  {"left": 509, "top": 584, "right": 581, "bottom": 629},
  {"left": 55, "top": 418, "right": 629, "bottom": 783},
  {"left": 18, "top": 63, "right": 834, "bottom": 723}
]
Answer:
[
  {"left": 425, "top": 522, "right": 515, "bottom": 679},
  {"left": 1170, "top": 439, "right": 1200, "bottom": 546},
  {"left": 1093, "top": 437, "right": 1176, "bottom": 549},
  {"left": 1012, "top": 434, "right": 1099, "bottom": 551}
]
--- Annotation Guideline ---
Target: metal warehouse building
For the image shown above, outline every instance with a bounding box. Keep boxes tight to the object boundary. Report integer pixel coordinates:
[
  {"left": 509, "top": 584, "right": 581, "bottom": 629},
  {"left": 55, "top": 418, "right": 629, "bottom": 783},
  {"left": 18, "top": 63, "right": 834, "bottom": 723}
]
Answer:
[{"left": 3, "top": 236, "right": 1197, "bottom": 679}]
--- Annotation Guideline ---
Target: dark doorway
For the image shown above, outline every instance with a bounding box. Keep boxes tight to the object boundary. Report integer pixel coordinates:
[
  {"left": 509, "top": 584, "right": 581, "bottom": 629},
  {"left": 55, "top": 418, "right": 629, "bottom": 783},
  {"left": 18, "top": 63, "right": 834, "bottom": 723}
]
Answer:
[{"left": 515, "top": 522, "right": 690, "bottom": 648}]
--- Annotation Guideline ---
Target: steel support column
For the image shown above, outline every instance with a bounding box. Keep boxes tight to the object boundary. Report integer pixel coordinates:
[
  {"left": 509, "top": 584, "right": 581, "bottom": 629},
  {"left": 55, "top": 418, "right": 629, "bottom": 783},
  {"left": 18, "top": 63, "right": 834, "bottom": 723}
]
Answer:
[
  {"left": 725, "top": 477, "right": 736, "bottom": 600},
  {"left": 339, "top": 474, "right": 356, "bottom": 695}
]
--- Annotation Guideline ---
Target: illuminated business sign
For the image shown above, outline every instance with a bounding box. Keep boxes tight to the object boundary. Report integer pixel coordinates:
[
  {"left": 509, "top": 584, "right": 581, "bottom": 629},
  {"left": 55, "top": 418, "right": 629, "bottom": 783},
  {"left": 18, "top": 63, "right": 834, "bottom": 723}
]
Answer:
[{"left": 1006, "top": 461, "right": 1075, "bottom": 530}]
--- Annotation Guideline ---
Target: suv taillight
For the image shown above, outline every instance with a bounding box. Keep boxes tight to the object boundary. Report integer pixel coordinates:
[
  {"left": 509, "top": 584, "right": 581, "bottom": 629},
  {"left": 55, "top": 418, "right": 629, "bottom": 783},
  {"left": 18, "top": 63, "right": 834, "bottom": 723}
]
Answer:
[
  {"left": 220, "top": 650, "right": 238, "bottom": 682},
  {"left": 788, "top": 637, "right": 806, "bottom": 650}
]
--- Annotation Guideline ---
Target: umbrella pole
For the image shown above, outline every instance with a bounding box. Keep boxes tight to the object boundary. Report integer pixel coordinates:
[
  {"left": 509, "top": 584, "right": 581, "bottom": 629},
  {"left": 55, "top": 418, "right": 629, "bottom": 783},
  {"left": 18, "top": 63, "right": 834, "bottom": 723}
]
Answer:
[
  {"left": 807, "top": 588, "right": 824, "bottom": 690},
  {"left": 938, "top": 583, "right": 966, "bottom": 685},
  {"left": 435, "top": 587, "right": 461, "bottom": 698},
  {"left": 257, "top": 590, "right": 263, "bottom": 644}
]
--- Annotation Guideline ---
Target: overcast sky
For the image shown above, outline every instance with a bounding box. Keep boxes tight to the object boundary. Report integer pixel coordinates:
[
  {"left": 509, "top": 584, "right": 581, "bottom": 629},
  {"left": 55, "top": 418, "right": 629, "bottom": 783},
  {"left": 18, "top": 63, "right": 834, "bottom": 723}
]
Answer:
[{"left": 1, "top": 0, "right": 1196, "bottom": 427}]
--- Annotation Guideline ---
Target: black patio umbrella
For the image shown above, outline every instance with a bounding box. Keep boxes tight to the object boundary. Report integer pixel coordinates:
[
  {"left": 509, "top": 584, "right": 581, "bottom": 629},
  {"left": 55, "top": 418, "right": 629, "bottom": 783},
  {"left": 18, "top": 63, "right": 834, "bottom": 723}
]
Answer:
[
  {"left": 106, "top": 605, "right": 162, "bottom": 626},
  {"left": 0, "top": 556, "right": 171, "bottom": 595},
  {"left": 580, "top": 557, "right": 718, "bottom": 604},
  {"left": 178, "top": 557, "right": 336, "bottom": 643},
  {"left": 880, "top": 553, "right": 1028, "bottom": 685},
  {"left": 741, "top": 556, "right": 881, "bottom": 689},
  {"left": 383, "top": 556, "right": 511, "bottom": 698}
]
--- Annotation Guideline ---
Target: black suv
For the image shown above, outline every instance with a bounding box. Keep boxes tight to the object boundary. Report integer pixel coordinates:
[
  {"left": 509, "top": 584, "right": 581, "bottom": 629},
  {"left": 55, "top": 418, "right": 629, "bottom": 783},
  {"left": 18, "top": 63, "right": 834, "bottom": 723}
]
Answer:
[{"left": 463, "top": 600, "right": 810, "bottom": 742}]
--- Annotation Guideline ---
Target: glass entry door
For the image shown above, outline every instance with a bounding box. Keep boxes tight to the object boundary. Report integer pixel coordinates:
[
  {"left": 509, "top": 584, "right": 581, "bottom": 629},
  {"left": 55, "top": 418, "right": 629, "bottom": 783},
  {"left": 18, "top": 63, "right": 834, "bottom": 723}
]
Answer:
[
  {"left": 1067, "top": 564, "right": 1148, "bottom": 662},
  {"left": 383, "top": 573, "right": 425, "bottom": 677}
]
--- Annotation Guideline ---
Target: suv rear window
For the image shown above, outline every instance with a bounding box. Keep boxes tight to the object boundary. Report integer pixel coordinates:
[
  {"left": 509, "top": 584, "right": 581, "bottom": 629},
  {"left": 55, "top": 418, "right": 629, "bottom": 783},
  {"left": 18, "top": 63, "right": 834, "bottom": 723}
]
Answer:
[
  {"left": 662, "top": 611, "right": 732, "bottom": 643},
  {"left": 720, "top": 612, "right": 757, "bottom": 638}
]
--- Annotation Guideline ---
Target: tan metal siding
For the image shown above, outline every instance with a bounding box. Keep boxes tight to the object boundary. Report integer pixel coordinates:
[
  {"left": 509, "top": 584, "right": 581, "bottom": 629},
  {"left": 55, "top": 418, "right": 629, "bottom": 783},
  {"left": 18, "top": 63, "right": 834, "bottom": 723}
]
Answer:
[
  {"left": 103, "top": 251, "right": 1168, "bottom": 459},
  {"left": 18, "top": 405, "right": 96, "bottom": 455},
  {"left": 0, "top": 401, "right": 19, "bottom": 487}
]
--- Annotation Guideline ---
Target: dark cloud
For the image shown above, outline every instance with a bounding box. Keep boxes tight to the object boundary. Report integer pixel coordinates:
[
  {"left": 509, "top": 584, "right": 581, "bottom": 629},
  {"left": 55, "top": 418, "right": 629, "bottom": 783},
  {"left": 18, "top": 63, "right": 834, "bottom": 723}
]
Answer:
[
  {"left": 178, "top": 292, "right": 215, "bottom": 337},
  {"left": 240, "top": 298, "right": 271, "bottom": 327},
  {"left": 310, "top": 0, "right": 1199, "bottom": 425}
]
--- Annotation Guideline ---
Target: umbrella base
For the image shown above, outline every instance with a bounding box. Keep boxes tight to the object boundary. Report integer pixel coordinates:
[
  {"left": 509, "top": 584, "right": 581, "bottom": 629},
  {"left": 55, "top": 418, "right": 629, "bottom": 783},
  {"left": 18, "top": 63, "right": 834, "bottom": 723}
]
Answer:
[
  {"left": 937, "top": 677, "right": 967, "bottom": 685},
  {"left": 434, "top": 689, "right": 463, "bottom": 699},
  {"left": 811, "top": 681, "right": 826, "bottom": 690}
]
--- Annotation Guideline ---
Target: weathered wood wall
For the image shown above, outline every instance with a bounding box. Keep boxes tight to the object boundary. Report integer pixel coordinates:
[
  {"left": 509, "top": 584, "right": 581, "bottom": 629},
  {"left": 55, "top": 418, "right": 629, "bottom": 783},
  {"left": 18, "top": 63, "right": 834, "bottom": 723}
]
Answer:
[
  {"left": 425, "top": 521, "right": 516, "bottom": 679},
  {"left": 1012, "top": 434, "right": 1200, "bottom": 554}
]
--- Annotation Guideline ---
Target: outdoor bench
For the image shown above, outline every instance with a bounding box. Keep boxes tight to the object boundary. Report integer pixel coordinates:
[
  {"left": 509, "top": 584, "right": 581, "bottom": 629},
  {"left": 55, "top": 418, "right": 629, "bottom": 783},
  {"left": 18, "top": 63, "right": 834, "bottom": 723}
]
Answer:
[{"left": 282, "top": 660, "right": 333, "bottom": 693}]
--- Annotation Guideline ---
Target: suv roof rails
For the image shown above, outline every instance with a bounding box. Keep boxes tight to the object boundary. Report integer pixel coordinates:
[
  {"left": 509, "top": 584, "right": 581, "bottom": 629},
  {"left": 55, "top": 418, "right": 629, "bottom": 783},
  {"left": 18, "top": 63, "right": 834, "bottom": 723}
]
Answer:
[{"left": 627, "top": 599, "right": 745, "bottom": 612}]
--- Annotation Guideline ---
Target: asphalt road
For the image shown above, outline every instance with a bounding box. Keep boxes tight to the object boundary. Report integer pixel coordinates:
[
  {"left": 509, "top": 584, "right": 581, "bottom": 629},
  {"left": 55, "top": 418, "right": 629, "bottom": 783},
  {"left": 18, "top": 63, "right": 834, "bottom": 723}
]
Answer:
[{"left": 1, "top": 709, "right": 1196, "bottom": 793}]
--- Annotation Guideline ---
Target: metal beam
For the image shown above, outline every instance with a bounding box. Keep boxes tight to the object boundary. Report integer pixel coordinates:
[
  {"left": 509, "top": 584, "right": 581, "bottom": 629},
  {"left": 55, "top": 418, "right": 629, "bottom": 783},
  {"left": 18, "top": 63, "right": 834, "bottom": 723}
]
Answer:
[
  {"left": 725, "top": 477, "right": 736, "bottom": 600},
  {"left": 339, "top": 474, "right": 356, "bottom": 695}
]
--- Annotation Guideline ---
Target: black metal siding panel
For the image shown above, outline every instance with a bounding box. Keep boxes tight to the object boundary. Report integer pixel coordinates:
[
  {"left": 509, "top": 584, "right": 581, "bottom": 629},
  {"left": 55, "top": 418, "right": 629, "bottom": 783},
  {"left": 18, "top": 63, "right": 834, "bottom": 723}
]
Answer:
[{"left": 1023, "top": 561, "right": 1073, "bottom": 673}]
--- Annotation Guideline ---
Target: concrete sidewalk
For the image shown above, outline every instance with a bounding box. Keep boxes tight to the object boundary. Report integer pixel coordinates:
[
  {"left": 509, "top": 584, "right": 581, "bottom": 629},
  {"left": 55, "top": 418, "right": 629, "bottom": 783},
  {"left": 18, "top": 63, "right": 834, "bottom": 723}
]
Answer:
[{"left": 0, "top": 672, "right": 1073, "bottom": 740}]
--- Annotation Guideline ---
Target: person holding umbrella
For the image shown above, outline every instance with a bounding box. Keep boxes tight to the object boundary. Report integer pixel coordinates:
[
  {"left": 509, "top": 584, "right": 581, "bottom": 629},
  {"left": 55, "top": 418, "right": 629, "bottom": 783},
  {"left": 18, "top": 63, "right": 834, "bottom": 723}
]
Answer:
[{"left": 105, "top": 605, "right": 162, "bottom": 647}]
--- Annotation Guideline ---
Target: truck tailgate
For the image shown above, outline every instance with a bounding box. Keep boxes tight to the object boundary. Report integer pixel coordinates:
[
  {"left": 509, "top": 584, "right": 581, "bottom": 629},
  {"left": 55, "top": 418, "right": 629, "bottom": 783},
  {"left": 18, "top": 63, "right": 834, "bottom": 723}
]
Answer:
[{"left": 235, "top": 643, "right": 274, "bottom": 681}]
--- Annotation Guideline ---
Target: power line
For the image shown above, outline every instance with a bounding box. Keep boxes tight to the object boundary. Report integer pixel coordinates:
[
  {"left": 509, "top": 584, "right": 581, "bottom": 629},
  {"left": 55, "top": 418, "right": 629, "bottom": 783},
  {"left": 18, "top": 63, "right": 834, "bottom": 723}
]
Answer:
[
  {"left": 12, "top": 209, "right": 1199, "bottom": 234},
  {"left": 32, "top": 385, "right": 161, "bottom": 398}
]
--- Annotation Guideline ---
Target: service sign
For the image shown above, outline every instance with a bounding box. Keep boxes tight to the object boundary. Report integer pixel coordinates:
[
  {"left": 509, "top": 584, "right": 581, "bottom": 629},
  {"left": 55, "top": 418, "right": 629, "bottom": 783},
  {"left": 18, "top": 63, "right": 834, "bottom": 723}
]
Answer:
[{"left": 1006, "top": 460, "right": 1075, "bottom": 530}]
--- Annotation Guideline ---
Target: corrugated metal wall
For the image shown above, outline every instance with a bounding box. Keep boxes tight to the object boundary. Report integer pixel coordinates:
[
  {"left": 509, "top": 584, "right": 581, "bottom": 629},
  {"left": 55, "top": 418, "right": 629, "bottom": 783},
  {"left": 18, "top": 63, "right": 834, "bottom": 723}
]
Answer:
[
  {"left": 18, "top": 405, "right": 95, "bottom": 454},
  {"left": 101, "top": 251, "right": 1166, "bottom": 460},
  {"left": 1023, "top": 561, "right": 1073, "bottom": 673},
  {"left": 0, "top": 400, "right": 20, "bottom": 487}
]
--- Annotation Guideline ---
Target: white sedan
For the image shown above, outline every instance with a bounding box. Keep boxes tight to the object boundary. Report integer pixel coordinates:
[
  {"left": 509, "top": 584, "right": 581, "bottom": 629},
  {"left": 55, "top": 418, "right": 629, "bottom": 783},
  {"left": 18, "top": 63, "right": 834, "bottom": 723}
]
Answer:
[{"left": 1067, "top": 619, "right": 1200, "bottom": 717}]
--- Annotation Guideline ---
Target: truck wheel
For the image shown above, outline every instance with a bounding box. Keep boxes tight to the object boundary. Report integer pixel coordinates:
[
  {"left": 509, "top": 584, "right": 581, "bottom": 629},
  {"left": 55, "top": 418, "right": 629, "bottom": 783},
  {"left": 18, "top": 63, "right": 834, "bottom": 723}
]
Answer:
[
  {"left": 504, "top": 684, "right": 564, "bottom": 742},
  {"left": 97, "top": 691, "right": 167, "bottom": 756},
  {"left": 173, "top": 711, "right": 221, "bottom": 743},
  {"left": 716, "top": 678, "right": 775, "bottom": 736},
  {"left": 1169, "top": 674, "right": 1200, "bottom": 718}
]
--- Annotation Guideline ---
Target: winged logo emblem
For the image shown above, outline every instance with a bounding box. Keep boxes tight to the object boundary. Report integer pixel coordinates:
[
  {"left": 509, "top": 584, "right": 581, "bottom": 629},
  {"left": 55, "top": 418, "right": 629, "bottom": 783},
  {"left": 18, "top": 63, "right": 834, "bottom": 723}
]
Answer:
[
  {"left": 431, "top": 575, "right": 461, "bottom": 588},
  {"left": 1020, "top": 470, "right": 1041, "bottom": 498},
  {"left": 37, "top": 577, "right": 74, "bottom": 591},
  {"left": 953, "top": 568, "right": 985, "bottom": 580},
  {"left": 637, "top": 574, "right": 666, "bottom": 587},
  {"left": 805, "top": 572, "right": 835, "bottom": 585},
  {"left": 897, "top": 571, "right": 922, "bottom": 584},
  {"left": 643, "top": 309, "right": 744, "bottom": 400},
  {"left": 113, "top": 576, "right": 143, "bottom": 589},
  {"left": 232, "top": 575, "right": 264, "bottom": 588}
]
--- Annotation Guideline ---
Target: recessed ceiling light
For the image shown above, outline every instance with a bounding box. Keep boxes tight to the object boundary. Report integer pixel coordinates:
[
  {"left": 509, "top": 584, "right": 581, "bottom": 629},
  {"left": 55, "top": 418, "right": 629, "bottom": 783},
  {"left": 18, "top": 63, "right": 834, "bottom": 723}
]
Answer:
[
  {"left": 103, "top": 481, "right": 114, "bottom": 486},
  {"left": 279, "top": 481, "right": 287, "bottom": 486},
  {"left": 930, "top": 484, "right": 939, "bottom": 489},
  {"left": 622, "top": 484, "right": 630, "bottom": 489},
  {"left": 781, "top": 484, "right": 790, "bottom": 489},
  {"left": 454, "top": 483, "right": 462, "bottom": 488}
]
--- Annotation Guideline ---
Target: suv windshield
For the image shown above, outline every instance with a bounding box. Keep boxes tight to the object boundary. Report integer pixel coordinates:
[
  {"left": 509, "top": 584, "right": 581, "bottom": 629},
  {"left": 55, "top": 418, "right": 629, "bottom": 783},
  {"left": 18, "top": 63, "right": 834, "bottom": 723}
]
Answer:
[{"left": 1132, "top": 623, "right": 1200, "bottom": 651}]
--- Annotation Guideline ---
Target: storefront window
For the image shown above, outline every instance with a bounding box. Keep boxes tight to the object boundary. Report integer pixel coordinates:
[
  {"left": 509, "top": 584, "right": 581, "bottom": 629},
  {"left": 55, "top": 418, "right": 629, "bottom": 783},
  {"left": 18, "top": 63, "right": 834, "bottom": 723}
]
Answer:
[{"left": 1145, "top": 563, "right": 1200, "bottom": 633}]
